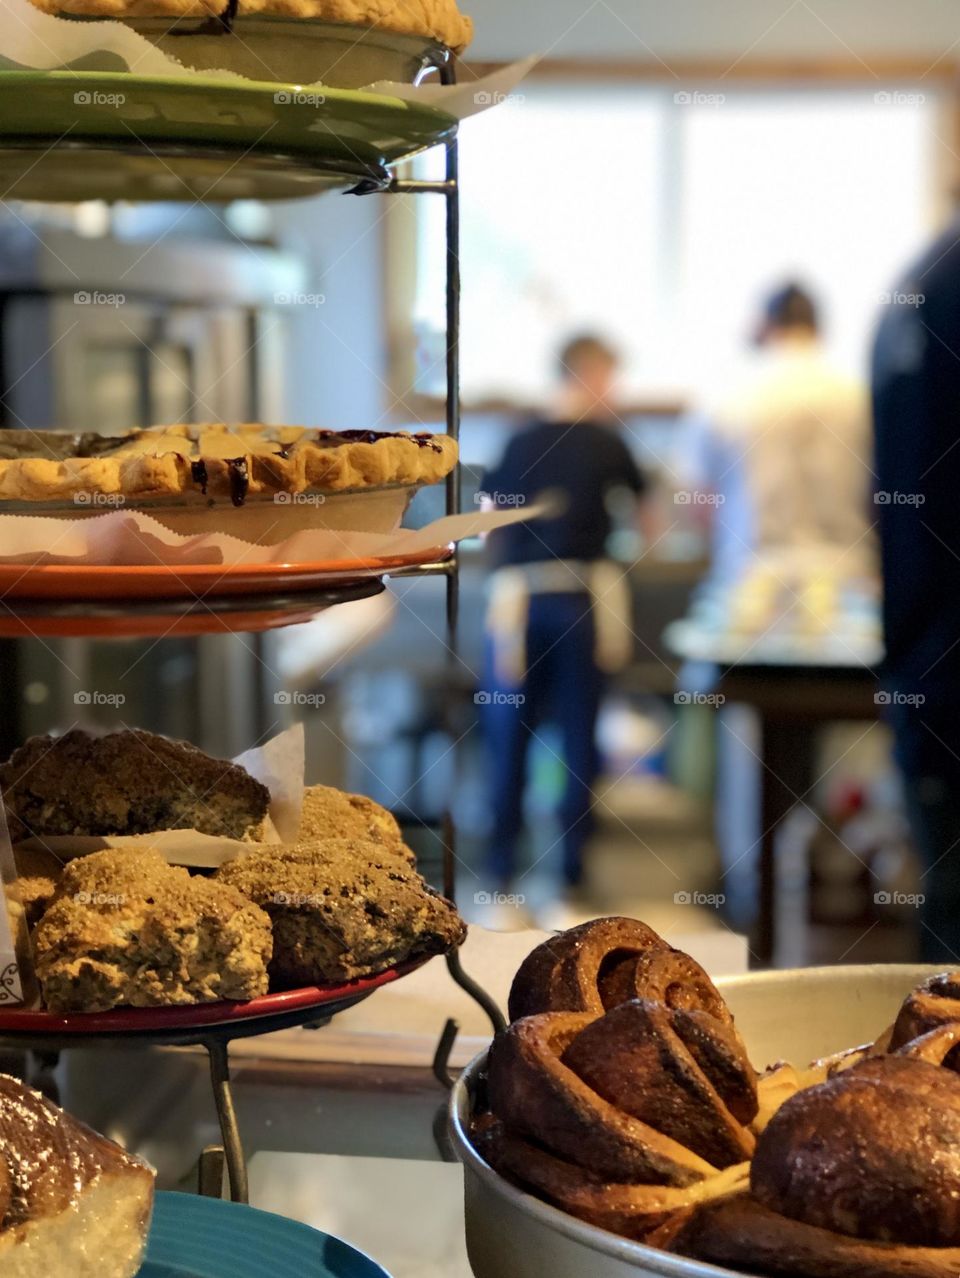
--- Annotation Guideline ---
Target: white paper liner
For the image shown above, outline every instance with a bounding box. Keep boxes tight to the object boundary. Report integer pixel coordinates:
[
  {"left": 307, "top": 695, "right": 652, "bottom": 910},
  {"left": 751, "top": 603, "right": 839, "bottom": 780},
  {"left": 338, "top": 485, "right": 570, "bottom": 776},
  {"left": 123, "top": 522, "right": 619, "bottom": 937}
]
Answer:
[
  {"left": 14, "top": 721, "right": 305, "bottom": 870},
  {"left": 0, "top": 501, "right": 538, "bottom": 567},
  {"left": 0, "top": 0, "right": 536, "bottom": 119}
]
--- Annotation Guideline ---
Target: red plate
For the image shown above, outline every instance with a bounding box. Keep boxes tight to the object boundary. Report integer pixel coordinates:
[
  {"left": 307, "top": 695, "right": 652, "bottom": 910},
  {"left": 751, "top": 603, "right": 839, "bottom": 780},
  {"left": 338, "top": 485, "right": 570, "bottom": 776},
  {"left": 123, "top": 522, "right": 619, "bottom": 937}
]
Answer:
[
  {"left": 0, "top": 955, "right": 430, "bottom": 1037},
  {"left": 0, "top": 545, "right": 453, "bottom": 601}
]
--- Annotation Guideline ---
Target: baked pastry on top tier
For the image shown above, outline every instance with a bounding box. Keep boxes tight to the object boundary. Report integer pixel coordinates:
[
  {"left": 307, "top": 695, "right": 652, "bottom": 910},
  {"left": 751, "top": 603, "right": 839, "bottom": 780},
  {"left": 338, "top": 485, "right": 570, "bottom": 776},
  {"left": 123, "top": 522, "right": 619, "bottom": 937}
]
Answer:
[
  {"left": 28, "top": 0, "right": 473, "bottom": 52},
  {"left": 0, "top": 424, "right": 458, "bottom": 507},
  {"left": 0, "top": 1073, "right": 154, "bottom": 1278}
]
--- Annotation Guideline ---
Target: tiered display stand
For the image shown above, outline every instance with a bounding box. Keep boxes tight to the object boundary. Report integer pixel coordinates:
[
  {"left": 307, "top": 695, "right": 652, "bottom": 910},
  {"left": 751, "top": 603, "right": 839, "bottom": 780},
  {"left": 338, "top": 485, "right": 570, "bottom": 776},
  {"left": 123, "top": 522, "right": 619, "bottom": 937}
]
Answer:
[{"left": 0, "top": 37, "right": 505, "bottom": 1200}]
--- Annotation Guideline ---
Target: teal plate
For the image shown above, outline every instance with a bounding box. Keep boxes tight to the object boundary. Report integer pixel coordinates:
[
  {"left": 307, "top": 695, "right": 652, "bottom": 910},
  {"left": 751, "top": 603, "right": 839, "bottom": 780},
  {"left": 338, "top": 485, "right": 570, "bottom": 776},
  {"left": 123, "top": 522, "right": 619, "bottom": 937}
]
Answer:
[
  {"left": 140, "top": 1191, "right": 392, "bottom": 1277},
  {"left": 0, "top": 70, "right": 456, "bottom": 200}
]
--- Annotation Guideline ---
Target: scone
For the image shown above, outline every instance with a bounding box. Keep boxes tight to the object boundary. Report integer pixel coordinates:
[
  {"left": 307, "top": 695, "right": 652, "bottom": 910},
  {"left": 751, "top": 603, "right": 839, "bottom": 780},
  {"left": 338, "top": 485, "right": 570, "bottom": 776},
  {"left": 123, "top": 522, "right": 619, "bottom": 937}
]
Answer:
[
  {"left": 0, "top": 1073, "right": 155, "bottom": 1278},
  {"left": 6, "top": 846, "right": 63, "bottom": 927},
  {"left": 216, "top": 838, "right": 465, "bottom": 986},
  {"left": 0, "top": 728, "right": 270, "bottom": 843},
  {"left": 27, "top": 0, "right": 473, "bottom": 53},
  {"left": 297, "top": 784, "right": 412, "bottom": 860},
  {"left": 34, "top": 848, "right": 272, "bottom": 1013}
]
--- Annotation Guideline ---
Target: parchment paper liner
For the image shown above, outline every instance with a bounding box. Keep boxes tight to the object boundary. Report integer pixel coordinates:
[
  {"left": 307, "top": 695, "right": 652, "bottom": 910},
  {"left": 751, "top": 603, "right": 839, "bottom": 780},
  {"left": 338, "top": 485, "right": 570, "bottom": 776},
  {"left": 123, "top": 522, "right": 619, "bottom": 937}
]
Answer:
[{"left": 0, "top": 502, "right": 538, "bottom": 567}]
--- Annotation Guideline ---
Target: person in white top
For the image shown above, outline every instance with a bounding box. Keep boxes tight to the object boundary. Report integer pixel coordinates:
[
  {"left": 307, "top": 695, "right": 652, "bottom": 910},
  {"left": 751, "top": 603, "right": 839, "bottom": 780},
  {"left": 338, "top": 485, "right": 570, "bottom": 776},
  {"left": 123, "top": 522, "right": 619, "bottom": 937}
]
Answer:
[{"left": 689, "top": 283, "right": 877, "bottom": 637}]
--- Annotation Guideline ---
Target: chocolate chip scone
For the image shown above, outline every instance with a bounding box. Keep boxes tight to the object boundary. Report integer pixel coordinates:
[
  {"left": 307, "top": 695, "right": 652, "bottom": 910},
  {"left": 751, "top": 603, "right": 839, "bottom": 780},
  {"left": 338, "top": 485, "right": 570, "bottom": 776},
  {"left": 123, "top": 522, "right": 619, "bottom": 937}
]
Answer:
[
  {"left": 297, "top": 784, "right": 413, "bottom": 861},
  {"left": 0, "top": 728, "right": 270, "bottom": 843},
  {"left": 0, "top": 424, "right": 458, "bottom": 507},
  {"left": 34, "top": 848, "right": 272, "bottom": 1012},
  {"left": 216, "top": 838, "right": 465, "bottom": 986},
  {"left": 28, "top": 0, "right": 473, "bottom": 52}
]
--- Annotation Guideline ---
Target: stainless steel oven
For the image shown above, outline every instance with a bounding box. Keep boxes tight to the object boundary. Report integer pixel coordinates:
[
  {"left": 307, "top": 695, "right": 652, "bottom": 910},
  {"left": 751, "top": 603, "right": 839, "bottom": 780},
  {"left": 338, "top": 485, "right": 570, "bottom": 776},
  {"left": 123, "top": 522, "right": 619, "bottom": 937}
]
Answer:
[{"left": 0, "top": 219, "right": 306, "bottom": 759}]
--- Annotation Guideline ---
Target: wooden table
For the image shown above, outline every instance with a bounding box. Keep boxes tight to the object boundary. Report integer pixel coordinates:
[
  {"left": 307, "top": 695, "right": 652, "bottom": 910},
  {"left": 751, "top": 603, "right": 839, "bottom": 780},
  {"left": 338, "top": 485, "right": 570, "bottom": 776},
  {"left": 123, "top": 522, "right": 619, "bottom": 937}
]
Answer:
[
  {"left": 717, "top": 662, "right": 880, "bottom": 964},
  {"left": 666, "top": 624, "right": 882, "bottom": 964}
]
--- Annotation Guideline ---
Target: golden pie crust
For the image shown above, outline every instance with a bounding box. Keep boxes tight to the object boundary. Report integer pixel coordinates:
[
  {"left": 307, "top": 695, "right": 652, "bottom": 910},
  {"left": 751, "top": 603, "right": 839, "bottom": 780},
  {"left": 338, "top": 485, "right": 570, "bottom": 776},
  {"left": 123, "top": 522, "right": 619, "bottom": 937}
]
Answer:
[
  {"left": 30, "top": 0, "right": 473, "bottom": 53},
  {"left": 0, "top": 423, "right": 458, "bottom": 506}
]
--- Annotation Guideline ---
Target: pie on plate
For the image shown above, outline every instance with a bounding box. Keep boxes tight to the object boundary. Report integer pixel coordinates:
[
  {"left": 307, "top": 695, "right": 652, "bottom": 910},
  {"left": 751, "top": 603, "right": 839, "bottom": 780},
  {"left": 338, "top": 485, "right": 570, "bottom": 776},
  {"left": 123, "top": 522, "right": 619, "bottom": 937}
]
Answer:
[
  {"left": 29, "top": 0, "right": 474, "bottom": 53},
  {"left": 0, "top": 424, "right": 458, "bottom": 507}
]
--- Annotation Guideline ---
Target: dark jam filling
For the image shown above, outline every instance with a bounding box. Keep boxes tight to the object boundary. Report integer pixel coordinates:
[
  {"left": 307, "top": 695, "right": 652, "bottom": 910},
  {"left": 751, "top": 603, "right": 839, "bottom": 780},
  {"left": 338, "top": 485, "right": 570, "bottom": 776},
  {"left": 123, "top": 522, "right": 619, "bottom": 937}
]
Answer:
[
  {"left": 316, "top": 429, "right": 444, "bottom": 454},
  {"left": 227, "top": 457, "right": 249, "bottom": 508},
  {"left": 190, "top": 460, "right": 208, "bottom": 496}
]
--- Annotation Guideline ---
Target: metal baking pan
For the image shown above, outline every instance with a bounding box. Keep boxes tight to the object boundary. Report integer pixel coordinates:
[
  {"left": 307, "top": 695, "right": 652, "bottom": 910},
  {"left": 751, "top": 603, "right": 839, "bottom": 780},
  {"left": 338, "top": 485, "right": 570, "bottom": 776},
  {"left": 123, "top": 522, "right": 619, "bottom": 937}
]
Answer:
[
  {"left": 60, "top": 15, "right": 447, "bottom": 87},
  {"left": 449, "top": 964, "right": 938, "bottom": 1278}
]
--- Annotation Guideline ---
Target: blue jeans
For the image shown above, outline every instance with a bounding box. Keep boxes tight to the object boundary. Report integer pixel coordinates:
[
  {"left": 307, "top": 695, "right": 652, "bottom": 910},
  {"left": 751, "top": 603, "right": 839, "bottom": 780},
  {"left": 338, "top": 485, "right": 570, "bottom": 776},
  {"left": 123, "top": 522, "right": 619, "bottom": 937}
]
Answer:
[{"left": 483, "top": 592, "right": 605, "bottom": 888}]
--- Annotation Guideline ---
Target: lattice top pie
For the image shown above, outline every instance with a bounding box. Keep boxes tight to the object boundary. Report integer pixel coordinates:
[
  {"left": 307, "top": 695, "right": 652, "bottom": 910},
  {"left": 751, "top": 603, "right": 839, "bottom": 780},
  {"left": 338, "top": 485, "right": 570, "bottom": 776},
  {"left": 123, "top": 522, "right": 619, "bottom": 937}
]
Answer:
[
  {"left": 29, "top": 0, "right": 474, "bottom": 54},
  {"left": 0, "top": 424, "right": 458, "bottom": 506}
]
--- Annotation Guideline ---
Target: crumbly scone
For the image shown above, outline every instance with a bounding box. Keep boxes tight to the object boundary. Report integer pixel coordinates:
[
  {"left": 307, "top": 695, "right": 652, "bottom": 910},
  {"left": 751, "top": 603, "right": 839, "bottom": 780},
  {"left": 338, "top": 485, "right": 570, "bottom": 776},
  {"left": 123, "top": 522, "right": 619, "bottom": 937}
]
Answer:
[
  {"left": 216, "top": 838, "right": 465, "bottom": 985},
  {"left": 33, "top": 847, "right": 272, "bottom": 1012},
  {"left": 5, "top": 846, "right": 63, "bottom": 927},
  {"left": 29, "top": 0, "right": 472, "bottom": 53},
  {"left": 297, "top": 784, "right": 412, "bottom": 860},
  {"left": 0, "top": 1073, "right": 155, "bottom": 1278},
  {"left": 0, "top": 728, "right": 270, "bottom": 843},
  {"left": 0, "top": 424, "right": 458, "bottom": 507}
]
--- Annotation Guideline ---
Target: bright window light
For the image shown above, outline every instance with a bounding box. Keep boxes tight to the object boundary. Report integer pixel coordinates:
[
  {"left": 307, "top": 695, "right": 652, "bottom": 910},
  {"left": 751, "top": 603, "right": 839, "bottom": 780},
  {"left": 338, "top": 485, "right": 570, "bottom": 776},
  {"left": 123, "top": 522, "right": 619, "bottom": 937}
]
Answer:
[{"left": 411, "top": 84, "right": 938, "bottom": 404}]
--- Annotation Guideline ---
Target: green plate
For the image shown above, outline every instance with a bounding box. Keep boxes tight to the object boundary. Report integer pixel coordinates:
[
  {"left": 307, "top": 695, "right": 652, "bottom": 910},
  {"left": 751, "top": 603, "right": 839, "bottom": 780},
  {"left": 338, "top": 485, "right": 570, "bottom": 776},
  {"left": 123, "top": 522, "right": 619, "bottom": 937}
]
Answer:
[{"left": 0, "top": 70, "right": 456, "bottom": 200}]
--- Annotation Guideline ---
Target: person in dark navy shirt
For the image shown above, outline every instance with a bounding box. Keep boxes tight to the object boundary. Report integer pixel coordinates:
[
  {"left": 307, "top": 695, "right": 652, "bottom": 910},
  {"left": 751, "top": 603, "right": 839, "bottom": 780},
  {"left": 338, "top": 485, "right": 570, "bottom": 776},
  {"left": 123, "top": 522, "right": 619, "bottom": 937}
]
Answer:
[
  {"left": 478, "top": 335, "right": 649, "bottom": 907},
  {"left": 873, "top": 221, "right": 960, "bottom": 961}
]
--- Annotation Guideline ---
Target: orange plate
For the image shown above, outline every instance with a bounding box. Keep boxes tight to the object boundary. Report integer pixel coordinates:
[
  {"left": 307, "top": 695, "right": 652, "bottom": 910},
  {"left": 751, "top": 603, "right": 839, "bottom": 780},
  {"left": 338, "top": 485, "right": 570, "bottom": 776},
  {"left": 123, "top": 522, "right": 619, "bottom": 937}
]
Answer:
[
  {"left": 0, "top": 545, "right": 453, "bottom": 601},
  {"left": 0, "top": 955, "right": 430, "bottom": 1037}
]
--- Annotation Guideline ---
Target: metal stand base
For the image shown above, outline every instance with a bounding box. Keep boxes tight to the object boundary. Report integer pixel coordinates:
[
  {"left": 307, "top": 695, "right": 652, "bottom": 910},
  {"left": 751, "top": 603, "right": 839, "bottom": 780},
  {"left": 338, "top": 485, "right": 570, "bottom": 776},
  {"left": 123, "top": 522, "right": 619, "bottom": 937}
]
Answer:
[{"left": 205, "top": 1038, "right": 249, "bottom": 1203}]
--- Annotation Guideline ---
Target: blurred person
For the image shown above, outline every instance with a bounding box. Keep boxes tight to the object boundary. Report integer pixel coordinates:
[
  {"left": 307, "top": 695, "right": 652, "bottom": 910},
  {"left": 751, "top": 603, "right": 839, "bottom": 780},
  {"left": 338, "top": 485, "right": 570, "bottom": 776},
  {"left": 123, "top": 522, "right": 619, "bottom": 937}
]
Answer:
[
  {"left": 873, "top": 227, "right": 960, "bottom": 961},
  {"left": 478, "top": 334, "right": 650, "bottom": 912},
  {"left": 685, "top": 283, "right": 876, "bottom": 928},
  {"left": 689, "top": 282, "right": 874, "bottom": 611}
]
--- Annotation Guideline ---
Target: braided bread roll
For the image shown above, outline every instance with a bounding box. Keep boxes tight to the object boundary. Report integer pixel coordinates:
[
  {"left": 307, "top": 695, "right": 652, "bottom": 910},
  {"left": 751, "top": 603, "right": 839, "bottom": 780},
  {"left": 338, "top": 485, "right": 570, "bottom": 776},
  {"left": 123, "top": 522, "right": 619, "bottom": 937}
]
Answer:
[
  {"left": 474, "top": 1114, "right": 749, "bottom": 1241},
  {"left": 891, "top": 972, "right": 960, "bottom": 1051},
  {"left": 483, "top": 995, "right": 758, "bottom": 1239},
  {"left": 508, "top": 916, "right": 733, "bottom": 1023},
  {"left": 669, "top": 1053, "right": 960, "bottom": 1277},
  {"left": 668, "top": 1197, "right": 960, "bottom": 1278}
]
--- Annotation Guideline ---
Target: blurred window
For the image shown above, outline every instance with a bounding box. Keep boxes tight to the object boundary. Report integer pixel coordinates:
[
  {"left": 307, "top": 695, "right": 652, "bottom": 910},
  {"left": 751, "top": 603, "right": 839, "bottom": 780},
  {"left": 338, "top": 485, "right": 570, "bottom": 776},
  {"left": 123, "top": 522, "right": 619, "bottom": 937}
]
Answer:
[{"left": 408, "top": 83, "right": 938, "bottom": 404}]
